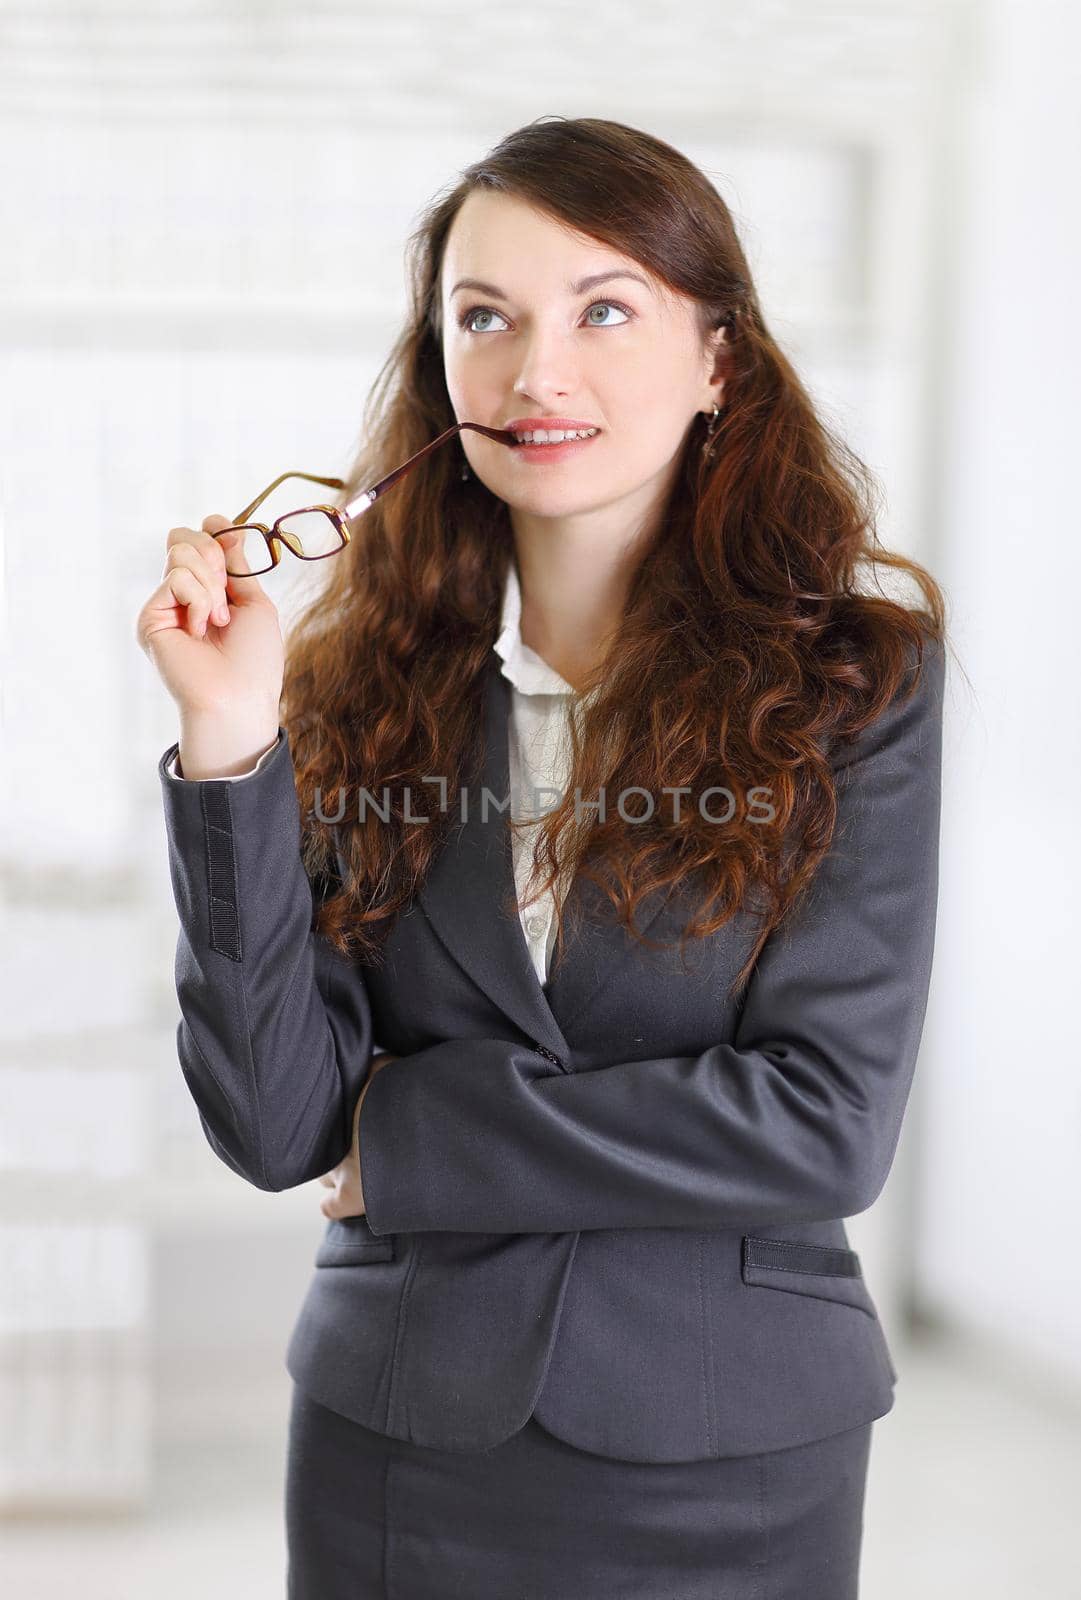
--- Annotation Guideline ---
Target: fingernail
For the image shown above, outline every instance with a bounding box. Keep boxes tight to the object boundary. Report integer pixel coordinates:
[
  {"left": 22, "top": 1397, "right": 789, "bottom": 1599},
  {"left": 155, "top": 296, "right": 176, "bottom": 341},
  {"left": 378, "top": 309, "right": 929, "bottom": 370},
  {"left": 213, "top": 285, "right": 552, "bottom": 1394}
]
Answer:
[{"left": 215, "top": 604, "right": 229, "bottom": 625}]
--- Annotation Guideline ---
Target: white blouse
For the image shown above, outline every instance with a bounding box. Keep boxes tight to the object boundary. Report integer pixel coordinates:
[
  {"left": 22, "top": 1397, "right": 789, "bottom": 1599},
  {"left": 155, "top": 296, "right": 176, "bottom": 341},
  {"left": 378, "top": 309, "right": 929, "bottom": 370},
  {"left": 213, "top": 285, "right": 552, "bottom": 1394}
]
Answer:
[
  {"left": 492, "top": 558, "right": 579, "bottom": 987},
  {"left": 165, "top": 560, "right": 579, "bottom": 986}
]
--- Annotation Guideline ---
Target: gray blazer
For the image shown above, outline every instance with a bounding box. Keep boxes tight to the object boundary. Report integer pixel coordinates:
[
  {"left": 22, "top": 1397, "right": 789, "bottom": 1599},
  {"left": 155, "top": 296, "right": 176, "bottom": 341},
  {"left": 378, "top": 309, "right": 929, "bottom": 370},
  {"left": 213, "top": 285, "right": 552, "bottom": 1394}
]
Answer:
[{"left": 158, "top": 633, "right": 945, "bottom": 1462}]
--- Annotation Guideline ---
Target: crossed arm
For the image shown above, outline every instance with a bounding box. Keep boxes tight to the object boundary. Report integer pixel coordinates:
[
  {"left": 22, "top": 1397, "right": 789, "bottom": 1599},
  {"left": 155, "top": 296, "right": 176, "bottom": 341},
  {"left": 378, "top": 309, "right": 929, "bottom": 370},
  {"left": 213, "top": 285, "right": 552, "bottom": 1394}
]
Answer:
[{"left": 160, "top": 635, "right": 945, "bottom": 1234}]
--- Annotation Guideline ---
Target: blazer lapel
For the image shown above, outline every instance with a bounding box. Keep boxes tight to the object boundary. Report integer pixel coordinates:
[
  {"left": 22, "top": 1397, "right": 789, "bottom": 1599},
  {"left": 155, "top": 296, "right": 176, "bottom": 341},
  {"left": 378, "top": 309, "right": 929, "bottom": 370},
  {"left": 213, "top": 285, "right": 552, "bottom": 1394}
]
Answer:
[
  {"left": 417, "top": 657, "right": 569, "bottom": 1060},
  {"left": 417, "top": 654, "right": 676, "bottom": 1056}
]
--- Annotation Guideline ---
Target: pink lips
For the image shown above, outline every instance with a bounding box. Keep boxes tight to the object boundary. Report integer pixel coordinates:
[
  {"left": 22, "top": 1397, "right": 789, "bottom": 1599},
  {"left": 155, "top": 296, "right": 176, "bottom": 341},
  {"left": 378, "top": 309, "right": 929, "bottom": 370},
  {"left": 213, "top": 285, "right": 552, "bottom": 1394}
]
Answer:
[
  {"left": 503, "top": 418, "right": 602, "bottom": 464},
  {"left": 510, "top": 436, "right": 600, "bottom": 464}
]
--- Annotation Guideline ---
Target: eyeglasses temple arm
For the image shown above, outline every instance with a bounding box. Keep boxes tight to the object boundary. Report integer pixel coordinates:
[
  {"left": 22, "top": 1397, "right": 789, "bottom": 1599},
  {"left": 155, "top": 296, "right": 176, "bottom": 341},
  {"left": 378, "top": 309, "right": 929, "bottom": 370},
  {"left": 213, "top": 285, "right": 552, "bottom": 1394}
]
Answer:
[
  {"left": 234, "top": 471, "right": 347, "bottom": 526},
  {"left": 341, "top": 422, "right": 517, "bottom": 522}
]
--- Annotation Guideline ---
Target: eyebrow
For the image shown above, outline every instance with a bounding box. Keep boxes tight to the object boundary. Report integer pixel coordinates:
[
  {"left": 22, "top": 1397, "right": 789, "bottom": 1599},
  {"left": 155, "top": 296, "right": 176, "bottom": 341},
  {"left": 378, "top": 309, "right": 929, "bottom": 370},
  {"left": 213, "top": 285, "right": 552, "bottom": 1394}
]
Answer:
[{"left": 448, "top": 269, "right": 654, "bottom": 301}]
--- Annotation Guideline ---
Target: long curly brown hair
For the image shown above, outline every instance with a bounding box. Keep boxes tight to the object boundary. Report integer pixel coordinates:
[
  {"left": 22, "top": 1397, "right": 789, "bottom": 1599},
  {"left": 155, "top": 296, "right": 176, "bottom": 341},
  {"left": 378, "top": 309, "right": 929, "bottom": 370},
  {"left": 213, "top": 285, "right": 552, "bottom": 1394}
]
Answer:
[{"left": 281, "top": 114, "right": 948, "bottom": 997}]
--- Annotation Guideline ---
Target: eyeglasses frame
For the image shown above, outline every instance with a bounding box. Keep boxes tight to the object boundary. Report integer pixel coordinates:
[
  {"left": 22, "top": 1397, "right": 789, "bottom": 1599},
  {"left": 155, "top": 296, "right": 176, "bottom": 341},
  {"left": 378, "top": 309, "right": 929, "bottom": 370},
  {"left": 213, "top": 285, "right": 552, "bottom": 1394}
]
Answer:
[{"left": 212, "top": 421, "right": 517, "bottom": 577}]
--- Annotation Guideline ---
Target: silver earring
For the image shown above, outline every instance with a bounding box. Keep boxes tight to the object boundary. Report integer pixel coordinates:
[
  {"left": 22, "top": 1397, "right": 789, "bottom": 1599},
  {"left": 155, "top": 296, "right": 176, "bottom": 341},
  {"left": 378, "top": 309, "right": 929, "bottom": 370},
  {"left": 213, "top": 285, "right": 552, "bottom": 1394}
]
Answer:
[{"left": 461, "top": 458, "right": 471, "bottom": 481}]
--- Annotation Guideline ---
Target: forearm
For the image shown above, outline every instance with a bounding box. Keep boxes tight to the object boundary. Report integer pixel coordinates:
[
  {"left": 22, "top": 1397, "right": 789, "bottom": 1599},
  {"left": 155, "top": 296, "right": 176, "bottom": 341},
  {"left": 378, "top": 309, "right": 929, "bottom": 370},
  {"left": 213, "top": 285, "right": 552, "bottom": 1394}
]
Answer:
[
  {"left": 160, "top": 724, "right": 374, "bottom": 1191},
  {"left": 356, "top": 1021, "right": 919, "bottom": 1236}
]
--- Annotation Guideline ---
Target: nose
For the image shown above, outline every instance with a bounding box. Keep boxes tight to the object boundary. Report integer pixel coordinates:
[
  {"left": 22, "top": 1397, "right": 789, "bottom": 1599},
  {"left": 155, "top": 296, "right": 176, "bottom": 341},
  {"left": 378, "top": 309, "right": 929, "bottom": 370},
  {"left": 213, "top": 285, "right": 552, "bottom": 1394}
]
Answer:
[{"left": 511, "top": 324, "right": 579, "bottom": 407}]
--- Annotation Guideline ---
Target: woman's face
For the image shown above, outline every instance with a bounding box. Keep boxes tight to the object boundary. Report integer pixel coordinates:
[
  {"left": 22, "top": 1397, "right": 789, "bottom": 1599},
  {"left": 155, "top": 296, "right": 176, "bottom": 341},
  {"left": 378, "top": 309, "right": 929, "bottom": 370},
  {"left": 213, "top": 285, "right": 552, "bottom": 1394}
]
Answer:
[{"left": 439, "top": 189, "right": 725, "bottom": 527}]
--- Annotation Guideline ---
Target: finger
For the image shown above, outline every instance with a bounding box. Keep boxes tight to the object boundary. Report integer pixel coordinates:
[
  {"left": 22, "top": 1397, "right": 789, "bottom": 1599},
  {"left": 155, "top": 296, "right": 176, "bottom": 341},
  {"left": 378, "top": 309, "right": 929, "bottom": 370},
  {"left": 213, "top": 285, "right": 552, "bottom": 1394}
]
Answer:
[
  {"left": 202, "top": 513, "right": 272, "bottom": 603},
  {"left": 166, "top": 524, "right": 202, "bottom": 550},
  {"left": 165, "top": 527, "right": 234, "bottom": 627},
  {"left": 159, "top": 565, "right": 215, "bottom": 637},
  {"left": 164, "top": 542, "right": 231, "bottom": 628}
]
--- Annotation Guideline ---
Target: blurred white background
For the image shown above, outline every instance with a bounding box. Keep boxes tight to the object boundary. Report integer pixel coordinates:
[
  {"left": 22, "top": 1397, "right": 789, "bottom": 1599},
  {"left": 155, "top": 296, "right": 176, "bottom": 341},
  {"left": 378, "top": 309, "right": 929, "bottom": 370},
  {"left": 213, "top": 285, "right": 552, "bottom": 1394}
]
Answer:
[{"left": 1, "top": 0, "right": 1078, "bottom": 1595}]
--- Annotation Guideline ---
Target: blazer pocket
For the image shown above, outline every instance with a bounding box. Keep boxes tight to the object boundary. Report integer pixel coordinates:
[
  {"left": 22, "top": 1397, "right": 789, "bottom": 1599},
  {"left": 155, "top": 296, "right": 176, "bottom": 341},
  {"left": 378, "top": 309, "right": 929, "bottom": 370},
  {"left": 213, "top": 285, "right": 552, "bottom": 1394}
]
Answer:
[
  {"left": 740, "top": 1234, "right": 876, "bottom": 1319},
  {"left": 315, "top": 1215, "right": 396, "bottom": 1267}
]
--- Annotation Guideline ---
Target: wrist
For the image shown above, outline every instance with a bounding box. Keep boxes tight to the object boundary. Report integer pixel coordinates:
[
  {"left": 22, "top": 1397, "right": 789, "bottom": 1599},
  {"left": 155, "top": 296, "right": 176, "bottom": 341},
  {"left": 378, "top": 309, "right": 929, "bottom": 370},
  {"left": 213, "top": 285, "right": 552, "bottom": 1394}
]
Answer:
[{"left": 177, "top": 707, "right": 282, "bottom": 781}]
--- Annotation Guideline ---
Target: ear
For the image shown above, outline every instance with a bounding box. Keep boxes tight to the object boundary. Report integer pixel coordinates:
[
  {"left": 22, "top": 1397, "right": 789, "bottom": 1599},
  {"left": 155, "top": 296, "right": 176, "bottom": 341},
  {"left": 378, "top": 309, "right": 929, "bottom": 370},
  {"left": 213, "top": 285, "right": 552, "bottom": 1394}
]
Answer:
[{"left": 701, "top": 324, "right": 729, "bottom": 408}]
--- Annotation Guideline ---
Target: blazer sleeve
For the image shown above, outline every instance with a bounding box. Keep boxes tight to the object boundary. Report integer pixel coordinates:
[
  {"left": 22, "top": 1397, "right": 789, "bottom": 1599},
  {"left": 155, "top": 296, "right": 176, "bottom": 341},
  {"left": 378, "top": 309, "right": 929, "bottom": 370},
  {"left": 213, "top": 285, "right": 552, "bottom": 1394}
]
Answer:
[
  {"left": 159, "top": 726, "right": 377, "bottom": 1191},
  {"left": 357, "top": 635, "right": 947, "bottom": 1236},
  {"left": 165, "top": 738, "right": 280, "bottom": 781}
]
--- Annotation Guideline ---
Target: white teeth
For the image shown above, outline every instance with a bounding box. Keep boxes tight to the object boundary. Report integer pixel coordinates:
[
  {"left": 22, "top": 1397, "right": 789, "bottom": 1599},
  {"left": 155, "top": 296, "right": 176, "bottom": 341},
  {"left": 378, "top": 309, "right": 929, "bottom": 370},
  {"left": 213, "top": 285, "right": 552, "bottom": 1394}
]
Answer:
[{"left": 513, "top": 427, "right": 598, "bottom": 444}]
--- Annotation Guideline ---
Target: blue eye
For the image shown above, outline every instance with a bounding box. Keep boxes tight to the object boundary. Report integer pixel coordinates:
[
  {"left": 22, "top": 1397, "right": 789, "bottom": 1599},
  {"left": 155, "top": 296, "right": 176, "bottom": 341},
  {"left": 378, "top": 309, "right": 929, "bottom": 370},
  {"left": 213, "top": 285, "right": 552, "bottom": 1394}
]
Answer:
[
  {"left": 460, "top": 307, "right": 510, "bottom": 334},
  {"left": 458, "top": 300, "right": 633, "bottom": 333},
  {"left": 583, "top": 302, "right": 630, "bottom": 327}
]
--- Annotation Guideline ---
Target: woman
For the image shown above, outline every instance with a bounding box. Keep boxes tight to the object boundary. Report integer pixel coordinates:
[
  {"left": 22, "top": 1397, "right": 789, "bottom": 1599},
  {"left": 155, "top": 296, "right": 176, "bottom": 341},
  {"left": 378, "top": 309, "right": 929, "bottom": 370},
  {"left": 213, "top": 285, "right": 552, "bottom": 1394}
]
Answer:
[{"left": 137, "top": 116, "right": 948, "bottom": 1598}]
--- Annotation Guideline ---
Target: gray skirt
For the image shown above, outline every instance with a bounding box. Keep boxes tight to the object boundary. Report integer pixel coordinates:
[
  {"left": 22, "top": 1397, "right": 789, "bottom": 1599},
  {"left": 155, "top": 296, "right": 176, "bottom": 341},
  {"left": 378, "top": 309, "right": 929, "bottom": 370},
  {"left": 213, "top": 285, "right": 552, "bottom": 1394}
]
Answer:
[{"left": 284, "top": 1381, "right": 873, "bottom": 1599}]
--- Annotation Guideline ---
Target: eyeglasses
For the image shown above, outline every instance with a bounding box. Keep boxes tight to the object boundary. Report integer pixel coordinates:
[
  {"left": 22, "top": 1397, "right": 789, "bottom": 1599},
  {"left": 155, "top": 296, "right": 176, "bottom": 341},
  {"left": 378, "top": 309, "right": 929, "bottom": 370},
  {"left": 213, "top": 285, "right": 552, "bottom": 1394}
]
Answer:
[{"left": 212, "top": 421, "right": 518, "bottom": 577}]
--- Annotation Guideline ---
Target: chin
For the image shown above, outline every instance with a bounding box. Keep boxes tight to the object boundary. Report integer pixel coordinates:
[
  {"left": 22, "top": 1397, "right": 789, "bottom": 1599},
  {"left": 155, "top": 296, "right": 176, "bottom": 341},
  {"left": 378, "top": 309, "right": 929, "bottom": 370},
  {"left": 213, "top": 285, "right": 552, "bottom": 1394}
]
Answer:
[{"left": 500, "top": 480, "right": 621, "bottom": 519}]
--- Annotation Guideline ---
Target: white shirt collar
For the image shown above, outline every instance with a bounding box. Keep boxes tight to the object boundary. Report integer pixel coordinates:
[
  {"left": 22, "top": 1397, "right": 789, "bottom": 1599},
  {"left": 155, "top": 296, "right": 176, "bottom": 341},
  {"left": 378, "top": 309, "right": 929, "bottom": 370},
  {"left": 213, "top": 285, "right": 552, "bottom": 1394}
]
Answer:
[{"left": 493, "top": 558, "right": 577, "bottom": 697}]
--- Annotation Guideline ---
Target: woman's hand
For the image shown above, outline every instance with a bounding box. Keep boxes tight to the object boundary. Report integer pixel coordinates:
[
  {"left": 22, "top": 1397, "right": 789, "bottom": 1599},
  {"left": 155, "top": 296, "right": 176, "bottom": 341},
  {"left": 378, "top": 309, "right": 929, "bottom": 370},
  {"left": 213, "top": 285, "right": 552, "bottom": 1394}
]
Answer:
[
  {"left": 135, "top": 515, "right": 286, "bottom": 741},
  {"left": 317, "top": 1051, "right": 399, "bottom": 1220}
]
